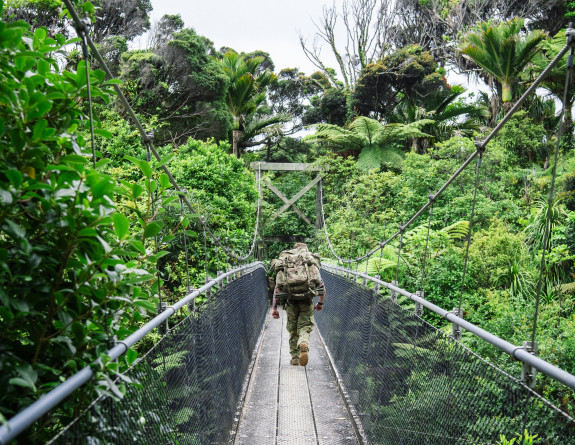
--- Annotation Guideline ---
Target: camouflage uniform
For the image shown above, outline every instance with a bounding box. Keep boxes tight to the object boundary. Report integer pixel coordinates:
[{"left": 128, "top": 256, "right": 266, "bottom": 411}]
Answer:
[{"left": 285, "top": 297, "right": 314, "bottom": 360}]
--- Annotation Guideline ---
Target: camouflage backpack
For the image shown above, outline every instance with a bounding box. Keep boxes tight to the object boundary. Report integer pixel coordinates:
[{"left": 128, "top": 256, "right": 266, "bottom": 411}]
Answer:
[{"left": 271, "top": 246, "right": 322, "bottom": 300}]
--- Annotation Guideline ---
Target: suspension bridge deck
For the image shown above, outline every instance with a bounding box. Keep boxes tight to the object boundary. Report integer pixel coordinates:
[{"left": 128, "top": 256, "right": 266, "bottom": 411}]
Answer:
[{"left": 235, "top": 308, "right": 358, "bottom": 445}]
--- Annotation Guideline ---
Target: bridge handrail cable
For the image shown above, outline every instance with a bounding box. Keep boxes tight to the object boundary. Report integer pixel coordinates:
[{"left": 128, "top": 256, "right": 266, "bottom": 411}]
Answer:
[{"left": 0, "top": 262, "right": 265, "bottom": 445}]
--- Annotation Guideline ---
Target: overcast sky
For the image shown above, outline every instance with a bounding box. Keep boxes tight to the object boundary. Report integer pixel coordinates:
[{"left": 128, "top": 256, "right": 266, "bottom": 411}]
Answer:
[
  {"left": 139, "top": 0, "right": 484, "bottom": 93},
  {"left": 142, "top": 0, "right": 342, "bottom": 75}
]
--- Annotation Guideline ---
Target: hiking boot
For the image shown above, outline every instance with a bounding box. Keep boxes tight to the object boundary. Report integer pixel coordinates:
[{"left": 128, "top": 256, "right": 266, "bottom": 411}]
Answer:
[
  {"left": 299, "top": 342, "right": 309, "bottom": 366},
  {"left": 290, "top": 357, "right": 300, "bottom": 366}
]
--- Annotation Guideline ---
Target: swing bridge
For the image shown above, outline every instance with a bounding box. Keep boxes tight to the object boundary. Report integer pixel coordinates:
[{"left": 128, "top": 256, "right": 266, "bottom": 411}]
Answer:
[{"left": 2, "top": 1, "right": 575, "bottom": 443}]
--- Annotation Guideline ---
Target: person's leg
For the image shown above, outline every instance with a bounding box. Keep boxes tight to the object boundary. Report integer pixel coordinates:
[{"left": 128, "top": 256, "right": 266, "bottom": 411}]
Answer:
[
  {"left": 297, "top": 300, "right": 315, "bottom": 366},
  {"left": 286, "top": 301, "right": 301, "bottom": 364}
]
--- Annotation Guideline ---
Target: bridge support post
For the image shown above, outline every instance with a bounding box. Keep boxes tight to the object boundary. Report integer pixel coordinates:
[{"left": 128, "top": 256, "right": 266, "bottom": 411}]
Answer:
[
  {"left": 390, "top": 280, "right": 398, "bottom": 303},
  {"left": 451, "top": 307, "right": 463, "bottom": 341},
  {"left": 157, "top": 301, "right": 168, "bottom": 334},
  {"left": 520, "top": 341, "right": 539, "bottom": 388},
  {"left": 205, "top": 276, "right": 212, "bottom": 297},
  {"left": 373, "top": 275, "right": 381, "bottom": 294},
  {"left": 415, "top": 291, "right": 424, "bottom": 317}
]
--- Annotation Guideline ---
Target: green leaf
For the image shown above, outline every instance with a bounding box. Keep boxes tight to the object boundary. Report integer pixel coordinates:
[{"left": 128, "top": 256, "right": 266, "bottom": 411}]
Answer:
[
  {"left": 128, "top": 239, "right": 146, "bottom": 254},
  {"left": 160, "top": 173, "right": 171, "bottom": 188},
  {"left": 77, "top": 227, "right": 98, "bottom": 237},
  {"left": 144, "top": 221, "right": 162, "bottom": 238},
  {"left": 37, "top": 58, "right": 50, "bottom": 76},
  {"left": 103, "top": 79, "right": 124, "bottom": 85},
  {"left": 133, "top": 299, "right": 156, "bottom": 312},
  {"left": 113, "top": 213, "right": 130, "bottom": 240},
  {"left": 157, "top": 153, "right": 175, "bottom": 168},
  {"left": 6, "top": 170, "right": 23, "bottom": 189},
  {"left": 96, "top": 158, "right": 112, "bottom": 168},
  {"left": 9, "top": 377, "right": 35, "bottom": 391},
  {"left": 139, "top": 160, "right": 152, "bottom": 178},
  {"left": 10, "top": 364, "right": 38, "bottom": 391},
  {"left": 32, "top": 119, "right": 48, "bottom": 142},
  {"left": 126, "top": 348, "right": 138, "bottom": 365},
  {"left": 76, "top": 60, "right": 87, "bottom": 87},
  {"left": 132, "top": 183, "right": 143, "bottom": 199},
  {"left": 94, "top": 129, "right": 113, "bottom": 138}
]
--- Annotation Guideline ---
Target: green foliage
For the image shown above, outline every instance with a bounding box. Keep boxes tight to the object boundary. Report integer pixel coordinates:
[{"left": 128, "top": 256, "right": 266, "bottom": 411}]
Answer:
[
  {"left": 121, "top": 28, "right": 231, "bottom": 144},
  {"left": 352, "top": 45, "right": 446, "bottom": 119},
  {"left": 496, "top": 430, "right": 539, "bottom": 445},
  {"left": 495, "top": 111, "right": 547, "bottom": 166},
  {"left": 302, "top": 87, "right": 348, "bottom": 127},
  {"left": 563, "top": 170, "right": 575, "bottom": 211},
  {"left": 0, "top": 21, "right": 171, "bottom": 439}
]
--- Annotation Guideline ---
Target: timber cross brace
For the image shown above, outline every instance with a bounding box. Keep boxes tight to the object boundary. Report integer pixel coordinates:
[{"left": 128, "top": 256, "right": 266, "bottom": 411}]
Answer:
[{"left": 250, "top": 162, "right": 324, "bottom": 251}]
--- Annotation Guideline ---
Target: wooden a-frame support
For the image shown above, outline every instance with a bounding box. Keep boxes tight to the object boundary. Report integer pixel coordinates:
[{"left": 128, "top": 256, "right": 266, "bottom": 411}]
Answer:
[{"left": 250, "top": 162, "right": 324, "bottom": 259}]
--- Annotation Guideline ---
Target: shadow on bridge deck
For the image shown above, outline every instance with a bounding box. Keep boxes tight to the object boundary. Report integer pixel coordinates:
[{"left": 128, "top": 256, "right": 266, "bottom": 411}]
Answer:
[{"left": 235, "top": 308, "right": 358, "bottom": 445}]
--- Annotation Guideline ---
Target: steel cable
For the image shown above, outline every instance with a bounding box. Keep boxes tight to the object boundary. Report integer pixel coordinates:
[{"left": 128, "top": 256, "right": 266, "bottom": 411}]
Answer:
[{"left": 531, "top": 31, "right": 575, "bottom": 346}]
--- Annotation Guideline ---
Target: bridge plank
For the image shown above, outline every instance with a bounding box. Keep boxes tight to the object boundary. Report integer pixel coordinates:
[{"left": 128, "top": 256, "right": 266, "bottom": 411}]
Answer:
[{"left": 235, "top": 309, "right": 358, "bottom": 444}]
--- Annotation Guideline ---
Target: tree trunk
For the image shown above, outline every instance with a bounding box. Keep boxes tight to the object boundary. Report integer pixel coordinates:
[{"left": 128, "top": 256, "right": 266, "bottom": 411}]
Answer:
[
  {"left": 232, "top": 130, "right": 241, "bottom": 157},
  {"left": 488, "top": 76, "right": 499, "bottom": 127}
]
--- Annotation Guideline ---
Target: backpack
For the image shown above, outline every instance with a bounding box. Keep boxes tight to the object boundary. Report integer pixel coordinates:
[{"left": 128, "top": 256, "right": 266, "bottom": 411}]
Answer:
[{"left": 271, "top": 246, "right": 322, "bottom": 300}]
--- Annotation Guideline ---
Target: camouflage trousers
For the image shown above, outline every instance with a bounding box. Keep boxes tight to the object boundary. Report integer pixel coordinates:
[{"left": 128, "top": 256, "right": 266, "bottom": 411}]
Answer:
[{"left": 285, "top": 299, "right": 314, "bottom": 359}]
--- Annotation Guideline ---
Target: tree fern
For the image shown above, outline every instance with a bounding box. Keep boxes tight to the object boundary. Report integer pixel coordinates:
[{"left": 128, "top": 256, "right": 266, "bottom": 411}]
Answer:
[{"left": 357, "top": 146, "right": 405, "bottom": 170}]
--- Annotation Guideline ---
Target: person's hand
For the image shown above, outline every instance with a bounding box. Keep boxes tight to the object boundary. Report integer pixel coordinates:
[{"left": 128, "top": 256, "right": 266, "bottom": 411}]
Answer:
[
  {"left": 314, "top": 303, "right": 323, "bottom": 311},
  {"left": 272, "top": 308, "right": 280, "bottom": 319}
]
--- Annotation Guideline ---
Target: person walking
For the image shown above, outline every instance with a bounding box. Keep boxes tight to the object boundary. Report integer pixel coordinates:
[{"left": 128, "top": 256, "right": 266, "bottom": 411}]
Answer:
[{"left": 271, "top": 243, "right": 325, "bottom": 366}]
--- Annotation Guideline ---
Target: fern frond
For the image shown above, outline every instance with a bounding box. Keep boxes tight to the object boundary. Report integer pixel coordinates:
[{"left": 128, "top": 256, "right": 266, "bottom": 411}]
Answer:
[
  {"left": 560, "top": 282, "right": 575, "bottom": 295},
  {"left": 440, "top": 220, "right": 469, "bottom": 240}
]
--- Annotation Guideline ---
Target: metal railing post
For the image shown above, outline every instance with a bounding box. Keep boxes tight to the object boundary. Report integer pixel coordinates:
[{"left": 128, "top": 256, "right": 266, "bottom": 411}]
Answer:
[
  {"left": 415, "top": 291, "right": 424, "bottom": 317},
  {"left": 391, "top": 280, "right": 398, "bottom": 303},
  {"left": 451, "top": 307, "right": 463, "bottom": 341},
  {"left": 521, "top": 341, "right": 539, "bottom": 389},
  {"left": 157, "top": 302, "right": 168, "bottom": 334}
]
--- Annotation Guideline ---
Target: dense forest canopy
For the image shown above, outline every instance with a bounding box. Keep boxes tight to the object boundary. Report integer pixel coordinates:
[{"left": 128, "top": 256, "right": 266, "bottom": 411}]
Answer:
[{"left": 1, "top": 0, "right": 575, "bottom": 442}]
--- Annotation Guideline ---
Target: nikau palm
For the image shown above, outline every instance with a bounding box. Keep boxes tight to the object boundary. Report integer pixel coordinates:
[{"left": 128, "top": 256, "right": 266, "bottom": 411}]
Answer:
[
  {"left": 218, "top": 52, "right": 277, "bottom": 156},
  {"left": 460, "top": 18, "right": 547, "bottom": 103}
]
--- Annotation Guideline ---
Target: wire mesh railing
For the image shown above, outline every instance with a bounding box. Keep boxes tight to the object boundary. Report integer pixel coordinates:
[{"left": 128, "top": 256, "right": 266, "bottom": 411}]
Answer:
[
  {"left": 317, "top": 267, "right": 575, "bottom": 444},
  {"left": 0, "top": 264, "right": 269, "bottom": 444}
]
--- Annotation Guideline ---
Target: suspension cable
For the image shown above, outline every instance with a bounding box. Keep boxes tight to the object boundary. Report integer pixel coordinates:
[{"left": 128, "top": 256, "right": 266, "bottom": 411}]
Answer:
[
  {"left": 180, "top": 194, "right": 191, "bottom": 295},
  {"left": 61, "top": 0, "right": 261, "bottom": 262},
  {"left": 395, "top": 226, "right": 405, "bottom": 284},
  {"left": 419, "top": 196, "right": 434, "bottom": 293},
  {"left": 457, "top": 151, "right": 484, "bottom": 313},
  {"left": 317, "top": 38, "right": 571, "bottom": 265},
  {"left": 76, "top": 17, "right": 96, "bottom": 169},
  {"left": 531, "top": 29, "right": 575, "bottom": 345}
]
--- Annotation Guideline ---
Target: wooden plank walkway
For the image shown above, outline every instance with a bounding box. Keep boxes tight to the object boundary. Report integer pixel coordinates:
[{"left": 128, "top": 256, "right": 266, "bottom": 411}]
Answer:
[{"left": 235, "top": 307, "right": 358, "bottom": 445}]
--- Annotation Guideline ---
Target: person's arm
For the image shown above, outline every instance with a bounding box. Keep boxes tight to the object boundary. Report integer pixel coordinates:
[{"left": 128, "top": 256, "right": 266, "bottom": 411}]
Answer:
[
  {"left": 272, "top": 287, "right": 280, "bottom": 319},
  {"left": 314, "top": 281, "right": 325, "bottom": 311}
]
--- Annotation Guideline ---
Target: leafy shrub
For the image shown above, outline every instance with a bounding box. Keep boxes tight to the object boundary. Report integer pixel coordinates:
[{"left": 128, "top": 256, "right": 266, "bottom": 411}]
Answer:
[{"left": 0, "top": 20, "right": 171, "bottom": 439}]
